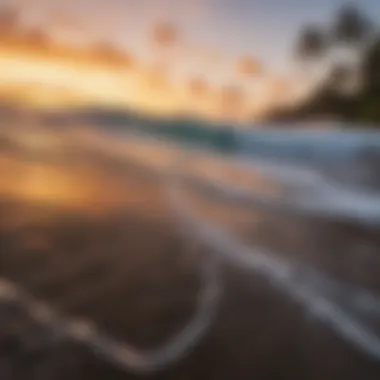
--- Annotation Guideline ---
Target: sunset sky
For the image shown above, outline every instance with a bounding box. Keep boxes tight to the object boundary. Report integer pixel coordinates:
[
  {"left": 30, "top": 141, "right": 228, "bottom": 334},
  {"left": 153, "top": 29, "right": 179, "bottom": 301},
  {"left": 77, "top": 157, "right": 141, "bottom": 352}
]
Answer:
[{"left": 1, "top": 0, "right": 379, "bottom": 122}]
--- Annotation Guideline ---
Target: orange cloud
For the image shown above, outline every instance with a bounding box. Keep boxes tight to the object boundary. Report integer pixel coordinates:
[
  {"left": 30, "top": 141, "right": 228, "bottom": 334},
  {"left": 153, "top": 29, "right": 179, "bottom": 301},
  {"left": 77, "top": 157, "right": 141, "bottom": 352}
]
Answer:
[
  {"left": 151, "top": 22, "right": 178, "bottom": 47},
  {"left": 0, "top": 6, "right": 20, "bottom": 35},
  {"left": 236, "top": 56, "right": 263, "bottom": 77},
  {"left": 86, "top": 42, "right": 135, "bottom": 70}
]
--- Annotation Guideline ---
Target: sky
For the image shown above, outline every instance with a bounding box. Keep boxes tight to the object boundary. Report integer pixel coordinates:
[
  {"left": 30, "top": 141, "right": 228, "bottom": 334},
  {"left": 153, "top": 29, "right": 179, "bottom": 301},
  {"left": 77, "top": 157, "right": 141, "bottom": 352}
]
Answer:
[
  {"left": 1, "top": 0, "right": 380, "bottom": 121},
  {"left": 23, "top": 0, "right": 380, "bottom": 71}
]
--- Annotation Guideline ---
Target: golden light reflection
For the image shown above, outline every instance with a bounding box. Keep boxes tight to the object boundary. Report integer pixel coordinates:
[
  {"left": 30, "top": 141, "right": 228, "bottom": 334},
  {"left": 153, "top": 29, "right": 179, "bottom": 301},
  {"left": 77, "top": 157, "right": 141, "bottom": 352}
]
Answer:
[
  {"left": 0, "top": 126, "right": 168, "bottom": 214},
  {"left": 0, "top": 156, "right": 77, "bottom": 205},
  {"left": 0, "top": 153, "right": 146, "bottom": 213}
]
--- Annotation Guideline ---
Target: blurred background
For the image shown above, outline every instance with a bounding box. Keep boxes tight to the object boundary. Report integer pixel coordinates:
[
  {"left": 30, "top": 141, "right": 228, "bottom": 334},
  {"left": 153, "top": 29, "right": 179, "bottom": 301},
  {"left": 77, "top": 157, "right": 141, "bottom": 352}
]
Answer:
[
  {"left": 1, "top": 0, "right": 380, "bottom": 124},
  {"left": 1, "top": 1, "right": 380, "bottom": 380}
]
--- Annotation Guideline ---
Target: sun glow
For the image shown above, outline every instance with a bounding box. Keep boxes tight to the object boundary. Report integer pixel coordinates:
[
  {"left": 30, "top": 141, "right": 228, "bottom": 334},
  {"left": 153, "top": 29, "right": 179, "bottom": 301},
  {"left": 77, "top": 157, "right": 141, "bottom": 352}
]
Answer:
[{"left": 0, "top": 23, "right": 285, "bottom": 122}]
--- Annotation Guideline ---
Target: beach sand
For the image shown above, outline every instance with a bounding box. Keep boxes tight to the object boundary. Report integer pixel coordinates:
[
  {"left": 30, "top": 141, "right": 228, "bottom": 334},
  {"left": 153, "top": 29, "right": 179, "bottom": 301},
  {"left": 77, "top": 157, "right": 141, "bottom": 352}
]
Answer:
[{"left": 0, "top": 126, "right": 380, "bottom": 380}]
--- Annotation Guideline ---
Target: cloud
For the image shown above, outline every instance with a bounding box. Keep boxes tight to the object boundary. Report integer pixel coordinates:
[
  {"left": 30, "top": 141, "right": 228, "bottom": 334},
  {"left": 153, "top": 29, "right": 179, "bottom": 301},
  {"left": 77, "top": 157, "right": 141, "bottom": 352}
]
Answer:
[
  {"left": 87, "top": 42, "right": 135, "bottom": 69},
  {"left": 0, "top": 4, "right": 23, "bottom": 34},
  {"left": 151, "top": 22, "right": 178, "bottom": 47},
  {"left": 236, "top": 56, "right": 263, "bottom": 77}
]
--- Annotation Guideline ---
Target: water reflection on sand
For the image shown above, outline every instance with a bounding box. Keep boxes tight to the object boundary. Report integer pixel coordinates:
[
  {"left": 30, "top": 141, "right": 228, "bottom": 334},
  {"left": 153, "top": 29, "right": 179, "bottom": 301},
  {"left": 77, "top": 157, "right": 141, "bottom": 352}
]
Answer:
[{"left": 0, "top": 125, "right": 171, "bottom": 215}]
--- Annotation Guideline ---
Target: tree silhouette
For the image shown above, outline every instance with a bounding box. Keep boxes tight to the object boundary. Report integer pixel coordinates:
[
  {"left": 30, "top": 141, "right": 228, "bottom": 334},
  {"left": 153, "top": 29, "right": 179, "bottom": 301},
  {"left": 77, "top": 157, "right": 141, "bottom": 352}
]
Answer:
[
  {"left": 334, "top": 4, "right": 373, "bottom": 46},
  {"left": 271, "top": 4, "right": 380, "bottom": 125},
  {"left": 327, "top": 64, "right": 353, "bottom": 92},
  {"left": 296, "top": 25, "right": 327, "bottom": 60},
  {"left": 331, "top": 4, "right": 375, "bottom": 92},
  {"left": 362, "top": 39, "right": 380, "bottom": 94}
]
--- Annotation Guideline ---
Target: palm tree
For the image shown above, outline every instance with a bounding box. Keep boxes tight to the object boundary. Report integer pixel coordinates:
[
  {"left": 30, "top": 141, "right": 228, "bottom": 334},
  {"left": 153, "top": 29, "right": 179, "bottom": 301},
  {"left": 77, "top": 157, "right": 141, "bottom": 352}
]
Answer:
[
  {"left": 327, "top": 63, "right": 355, "bottom": 93},
  {"left": 361, "top": 39, "right": 380, "bottom": 94},
  {"left": 294, "top": 24, "right": 330, "bottom": 91},
  {"left": 295, "top": 25, "right": 327, "bottom": 61},
  {"left": 331, "top": 5, "right": 374, "bottom": 93},
  {"left": 333, "top": 4, "right": 373, "bottom": 47},
  {"left": 286, "top": 4, "right": 380, "bottom": 123},
  {"left": 295, "top": 5, "right": 373, "bottom": 95}
]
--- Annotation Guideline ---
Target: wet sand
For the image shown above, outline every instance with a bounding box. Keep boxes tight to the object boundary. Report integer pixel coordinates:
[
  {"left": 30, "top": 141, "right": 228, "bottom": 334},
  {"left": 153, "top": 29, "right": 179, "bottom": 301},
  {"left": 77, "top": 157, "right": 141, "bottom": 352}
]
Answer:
[{"left": 1, "top": 127, "right": 380, "bottom": 379}]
